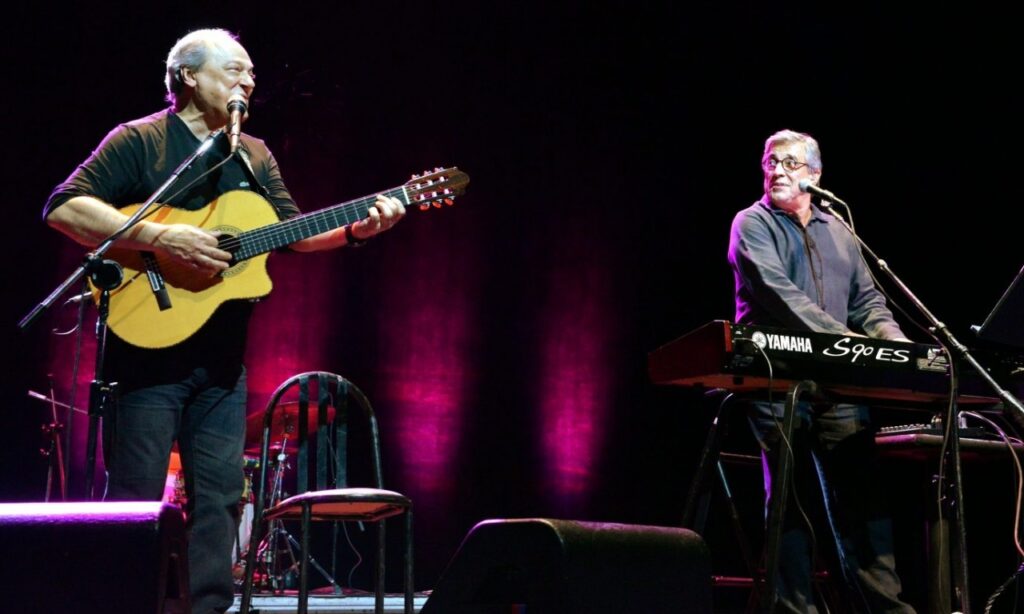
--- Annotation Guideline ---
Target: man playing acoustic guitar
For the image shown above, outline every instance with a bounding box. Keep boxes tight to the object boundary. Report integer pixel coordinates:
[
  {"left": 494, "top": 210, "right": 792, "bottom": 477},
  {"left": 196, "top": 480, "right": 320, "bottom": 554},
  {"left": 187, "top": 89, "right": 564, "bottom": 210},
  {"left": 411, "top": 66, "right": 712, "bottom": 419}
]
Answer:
[{"left": 43, "top": 28, "right": 406, "bottom": 613}]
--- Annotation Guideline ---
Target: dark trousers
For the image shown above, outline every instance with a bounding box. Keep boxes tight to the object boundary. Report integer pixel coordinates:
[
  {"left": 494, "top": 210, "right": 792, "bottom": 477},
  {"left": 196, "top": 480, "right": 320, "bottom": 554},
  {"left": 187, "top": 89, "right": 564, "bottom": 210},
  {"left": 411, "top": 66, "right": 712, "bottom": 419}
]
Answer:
[
  {"left": 104, "top": 366, "right": 247, "bottom": 614},
  {"left": 749, "top": 402, "right": 916, "bottom": 614}
]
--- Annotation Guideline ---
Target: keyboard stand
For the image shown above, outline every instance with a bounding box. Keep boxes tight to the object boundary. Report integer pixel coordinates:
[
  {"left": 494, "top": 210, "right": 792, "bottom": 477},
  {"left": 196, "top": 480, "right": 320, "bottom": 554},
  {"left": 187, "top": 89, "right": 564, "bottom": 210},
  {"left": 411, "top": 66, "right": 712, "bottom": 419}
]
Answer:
[
  {"left": 876, "top": 430, "right": 1024, "bottom": 614},
  {"left": 681, "top": 386, "right": 839, "bottom": 612}
]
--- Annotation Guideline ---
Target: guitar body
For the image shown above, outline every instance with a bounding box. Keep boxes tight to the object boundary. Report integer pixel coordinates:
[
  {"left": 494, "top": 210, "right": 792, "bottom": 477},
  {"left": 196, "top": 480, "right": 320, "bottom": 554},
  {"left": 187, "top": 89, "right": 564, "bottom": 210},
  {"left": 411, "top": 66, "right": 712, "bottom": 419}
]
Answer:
[{"left": 99, "top": 191, "right": 280, "bottom": 349}]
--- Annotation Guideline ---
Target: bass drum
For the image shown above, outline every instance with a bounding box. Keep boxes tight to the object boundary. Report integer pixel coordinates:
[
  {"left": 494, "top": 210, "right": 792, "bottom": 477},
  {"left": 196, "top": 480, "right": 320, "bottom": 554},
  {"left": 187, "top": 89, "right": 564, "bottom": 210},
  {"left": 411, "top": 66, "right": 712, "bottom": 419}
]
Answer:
[
  {"left": 162, "top": 451, "right": 186, "bottom": 508},
  {"left": 162, "top": 450, "right": 259, "bottom": 572},
  {"left": 233, "top": 455, "right": 261, "bottom": 568}
]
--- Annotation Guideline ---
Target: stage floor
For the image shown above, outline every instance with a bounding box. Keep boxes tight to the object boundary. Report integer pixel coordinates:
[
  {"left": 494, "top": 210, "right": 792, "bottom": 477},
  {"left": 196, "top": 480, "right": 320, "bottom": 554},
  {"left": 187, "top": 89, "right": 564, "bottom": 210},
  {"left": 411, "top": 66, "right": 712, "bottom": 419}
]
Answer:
[{"left": 228, "top": 592, "right": 428, "bottom": 613}]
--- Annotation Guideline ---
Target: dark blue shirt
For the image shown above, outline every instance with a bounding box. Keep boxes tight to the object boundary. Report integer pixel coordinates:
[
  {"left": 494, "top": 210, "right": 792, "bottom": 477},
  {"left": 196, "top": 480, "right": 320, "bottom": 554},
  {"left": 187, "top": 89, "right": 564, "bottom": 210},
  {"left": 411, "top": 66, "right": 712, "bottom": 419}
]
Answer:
[{"left": 728, "top": 196, "right": 904, "bottom": 340}]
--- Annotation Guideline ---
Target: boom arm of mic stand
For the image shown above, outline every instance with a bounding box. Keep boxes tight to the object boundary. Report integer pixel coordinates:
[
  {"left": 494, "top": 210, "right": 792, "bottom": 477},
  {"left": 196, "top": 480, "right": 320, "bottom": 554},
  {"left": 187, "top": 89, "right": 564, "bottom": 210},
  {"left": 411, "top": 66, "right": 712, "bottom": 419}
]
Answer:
[
  {"left": 18, "top": 129, "right": 224, "bottom": 331},
  {"left": 821, "top": 206, "right": 1024, "bottom": 419}
]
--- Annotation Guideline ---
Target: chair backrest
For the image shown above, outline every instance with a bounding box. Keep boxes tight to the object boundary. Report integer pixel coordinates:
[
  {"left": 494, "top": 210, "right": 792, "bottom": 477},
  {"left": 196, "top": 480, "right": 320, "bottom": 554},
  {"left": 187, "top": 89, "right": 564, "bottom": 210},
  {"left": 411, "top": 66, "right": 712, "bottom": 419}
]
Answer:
[{"left": 254, "top": 371, "right": 384, "bottom": 499}]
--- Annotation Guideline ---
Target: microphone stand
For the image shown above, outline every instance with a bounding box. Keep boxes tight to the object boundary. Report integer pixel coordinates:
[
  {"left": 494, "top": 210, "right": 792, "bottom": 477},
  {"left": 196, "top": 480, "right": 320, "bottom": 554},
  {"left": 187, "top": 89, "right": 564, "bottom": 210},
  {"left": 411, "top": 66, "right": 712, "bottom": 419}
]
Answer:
[
  {"left": 818, "top": 200, "right": 1024, "bottom": 614},
  {"left": 41, "top": 379, "right": 67, "bottom": 502},
  {"left": 28, "top": 389, "right": 87, "bottom": 501},
  {"left": 19, "top": 129, "right": 224, "bottom": 500}
]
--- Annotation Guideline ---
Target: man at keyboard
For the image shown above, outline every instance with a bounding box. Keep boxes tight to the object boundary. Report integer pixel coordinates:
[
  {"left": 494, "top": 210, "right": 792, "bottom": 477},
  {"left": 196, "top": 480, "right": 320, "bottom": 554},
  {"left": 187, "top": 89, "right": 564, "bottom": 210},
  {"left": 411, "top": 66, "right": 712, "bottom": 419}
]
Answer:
[{"left": 728, "top": 129, "right": 915, "bottom": 613}]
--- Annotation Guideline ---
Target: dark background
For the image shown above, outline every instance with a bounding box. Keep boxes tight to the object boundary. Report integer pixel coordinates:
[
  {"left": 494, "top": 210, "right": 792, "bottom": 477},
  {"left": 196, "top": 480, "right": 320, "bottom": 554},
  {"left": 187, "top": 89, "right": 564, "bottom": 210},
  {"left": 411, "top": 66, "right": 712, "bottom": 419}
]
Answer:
[{"left": 3, "top": 2, "right": 1023, "bottom": 610}]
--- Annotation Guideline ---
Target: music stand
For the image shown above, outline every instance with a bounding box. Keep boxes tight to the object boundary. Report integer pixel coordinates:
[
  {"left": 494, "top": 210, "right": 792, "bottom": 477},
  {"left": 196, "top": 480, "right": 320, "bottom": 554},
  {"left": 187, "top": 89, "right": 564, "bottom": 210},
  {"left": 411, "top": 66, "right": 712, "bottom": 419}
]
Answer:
[{"left": 974, "top": 264, "right": 1024, "bottom": 349}]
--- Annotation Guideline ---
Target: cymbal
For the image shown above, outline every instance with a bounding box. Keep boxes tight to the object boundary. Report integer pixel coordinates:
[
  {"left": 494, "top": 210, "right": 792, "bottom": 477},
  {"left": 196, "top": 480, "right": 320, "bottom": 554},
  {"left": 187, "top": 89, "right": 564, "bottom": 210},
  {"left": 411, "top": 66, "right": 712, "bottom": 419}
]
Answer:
[
  {"left": 244, "top": 442, "right": 291, "bottom": 456},
  {"left": 245, "top": 401, "right": 336, "bottom": 445}
]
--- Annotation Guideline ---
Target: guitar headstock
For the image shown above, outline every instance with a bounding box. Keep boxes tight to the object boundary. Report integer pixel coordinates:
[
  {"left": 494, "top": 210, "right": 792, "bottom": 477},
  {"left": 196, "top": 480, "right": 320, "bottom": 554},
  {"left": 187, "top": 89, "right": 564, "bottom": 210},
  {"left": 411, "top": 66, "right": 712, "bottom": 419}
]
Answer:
[{"left": 405, "top": 167, "right": 470, "bottom": 210}]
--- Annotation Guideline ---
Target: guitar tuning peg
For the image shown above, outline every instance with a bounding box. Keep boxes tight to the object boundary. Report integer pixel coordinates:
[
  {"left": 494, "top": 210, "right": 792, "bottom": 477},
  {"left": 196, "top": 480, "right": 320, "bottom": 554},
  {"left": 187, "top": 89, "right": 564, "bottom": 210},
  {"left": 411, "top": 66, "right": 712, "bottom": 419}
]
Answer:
[
  {"left": 443, "top": 198, "right": 454, "bottom": 206},
  {"left": 418, "top": 203, "right": 430, "bottom": 211},
  {"left": 432, "top": 200, "right": 442, "bottom": 208},
  {"left": 410, "top": 173, "right": 420, "bottom": 179},
  {"left": 435, "top": 166, "right": 443, "bottom": 172}
]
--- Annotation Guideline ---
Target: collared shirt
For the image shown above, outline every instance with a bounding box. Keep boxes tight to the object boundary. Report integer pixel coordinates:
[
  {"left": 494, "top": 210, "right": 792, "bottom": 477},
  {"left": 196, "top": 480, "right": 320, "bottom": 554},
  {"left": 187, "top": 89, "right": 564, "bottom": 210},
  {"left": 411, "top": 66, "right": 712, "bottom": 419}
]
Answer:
[{"left": 728, "top": 195, "right": 904, "bottom": 339}]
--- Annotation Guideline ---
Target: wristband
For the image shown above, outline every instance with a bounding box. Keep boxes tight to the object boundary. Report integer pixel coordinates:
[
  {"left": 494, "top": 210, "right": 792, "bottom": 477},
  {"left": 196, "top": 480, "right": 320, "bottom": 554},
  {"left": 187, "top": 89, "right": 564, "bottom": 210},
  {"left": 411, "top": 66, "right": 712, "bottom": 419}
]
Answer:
[{"left": 345, "top": 224, "right": 367, "bottom": 246}]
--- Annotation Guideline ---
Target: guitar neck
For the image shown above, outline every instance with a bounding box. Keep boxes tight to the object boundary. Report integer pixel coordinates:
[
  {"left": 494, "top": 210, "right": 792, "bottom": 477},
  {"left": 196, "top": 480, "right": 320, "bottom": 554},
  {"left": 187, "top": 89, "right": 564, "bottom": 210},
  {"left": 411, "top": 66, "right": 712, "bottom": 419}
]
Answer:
[{"left": 232, "top": 185, "right": 408, "bottom": 261}]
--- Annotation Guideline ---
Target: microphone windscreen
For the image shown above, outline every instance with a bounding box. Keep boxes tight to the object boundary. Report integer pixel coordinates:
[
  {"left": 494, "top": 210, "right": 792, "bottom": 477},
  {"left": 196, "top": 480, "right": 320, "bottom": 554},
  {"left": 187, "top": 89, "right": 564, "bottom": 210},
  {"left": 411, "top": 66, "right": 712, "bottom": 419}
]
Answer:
[{"left": 227, "top": 94, "right": 247, "bottom": 113}]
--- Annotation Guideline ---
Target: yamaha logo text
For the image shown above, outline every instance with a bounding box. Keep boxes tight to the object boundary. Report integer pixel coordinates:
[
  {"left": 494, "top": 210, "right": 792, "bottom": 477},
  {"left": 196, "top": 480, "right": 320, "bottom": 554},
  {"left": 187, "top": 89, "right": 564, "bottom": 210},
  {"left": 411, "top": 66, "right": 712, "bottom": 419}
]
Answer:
[{"left": 751, "top": 331, "right": 813, "bottom": 354}]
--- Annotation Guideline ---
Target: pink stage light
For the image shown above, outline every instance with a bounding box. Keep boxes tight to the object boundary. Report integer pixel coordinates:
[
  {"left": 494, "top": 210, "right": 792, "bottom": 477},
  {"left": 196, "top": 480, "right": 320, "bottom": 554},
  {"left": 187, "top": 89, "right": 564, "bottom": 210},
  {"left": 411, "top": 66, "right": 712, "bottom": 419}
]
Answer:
[
  {"left": 377, "top": 224, "right": 478, "bottom": 498},
  {"left": 538, "top": 262, "right": 615, "bottom": 506},
  {"left": 244, "top": 256, "right": 337, "bottom": 404}
]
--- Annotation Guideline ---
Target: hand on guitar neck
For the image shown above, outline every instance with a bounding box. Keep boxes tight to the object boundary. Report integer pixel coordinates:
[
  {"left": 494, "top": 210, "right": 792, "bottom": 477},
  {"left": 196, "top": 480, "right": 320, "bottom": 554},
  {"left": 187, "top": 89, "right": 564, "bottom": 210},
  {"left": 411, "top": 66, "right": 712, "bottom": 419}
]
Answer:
[{"left": 290, "top": 193, "right": 405, "bottom": 252}]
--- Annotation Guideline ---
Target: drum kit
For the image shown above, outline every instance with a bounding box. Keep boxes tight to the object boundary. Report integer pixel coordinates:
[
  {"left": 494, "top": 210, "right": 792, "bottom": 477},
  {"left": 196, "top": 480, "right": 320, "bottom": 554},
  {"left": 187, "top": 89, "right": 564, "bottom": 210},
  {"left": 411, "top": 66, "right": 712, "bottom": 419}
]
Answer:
[{"left": 164, "top": 401, "right": 341, "bottom": 593}]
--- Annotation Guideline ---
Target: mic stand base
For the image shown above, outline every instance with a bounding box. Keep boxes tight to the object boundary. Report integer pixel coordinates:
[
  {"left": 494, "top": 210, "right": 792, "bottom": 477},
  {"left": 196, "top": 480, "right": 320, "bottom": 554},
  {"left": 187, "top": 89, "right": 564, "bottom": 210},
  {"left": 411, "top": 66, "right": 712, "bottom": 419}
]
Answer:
[{"left": 41, "top": 421, "right": 66, "bottom": 502}]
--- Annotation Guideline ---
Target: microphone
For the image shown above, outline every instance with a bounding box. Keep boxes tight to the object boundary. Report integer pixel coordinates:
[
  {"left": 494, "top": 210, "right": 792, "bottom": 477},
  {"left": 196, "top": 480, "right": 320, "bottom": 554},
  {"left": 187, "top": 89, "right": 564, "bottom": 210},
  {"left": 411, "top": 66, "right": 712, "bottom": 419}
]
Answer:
[
  {"left": 798, "top": 179, "right": 848, "bottom": 207},
  {"left": 227, "top": 94, "right": 247, "bottom": 154}
]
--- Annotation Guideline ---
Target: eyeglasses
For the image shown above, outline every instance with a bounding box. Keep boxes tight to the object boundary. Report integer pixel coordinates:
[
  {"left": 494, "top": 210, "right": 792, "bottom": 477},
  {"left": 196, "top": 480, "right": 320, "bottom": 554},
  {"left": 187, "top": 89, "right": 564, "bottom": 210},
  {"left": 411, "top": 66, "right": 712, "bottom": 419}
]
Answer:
[{"left": 762, "top": 156, "right": 808, "bottom": 173}]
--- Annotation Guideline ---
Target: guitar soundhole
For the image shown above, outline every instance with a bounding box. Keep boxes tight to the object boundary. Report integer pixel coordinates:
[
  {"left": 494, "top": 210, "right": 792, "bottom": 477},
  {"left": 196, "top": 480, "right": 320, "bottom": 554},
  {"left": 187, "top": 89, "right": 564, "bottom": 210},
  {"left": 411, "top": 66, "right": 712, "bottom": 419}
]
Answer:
[{"left": 215, "top": 229, "right": 249, "bottom": 278}]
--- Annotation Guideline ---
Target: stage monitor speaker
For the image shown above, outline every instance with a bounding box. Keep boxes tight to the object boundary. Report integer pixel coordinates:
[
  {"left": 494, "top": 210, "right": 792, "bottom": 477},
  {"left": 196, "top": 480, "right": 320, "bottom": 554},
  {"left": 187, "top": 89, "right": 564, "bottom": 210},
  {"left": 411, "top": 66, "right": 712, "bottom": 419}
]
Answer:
[
  {"left": 421, "top": 518, "right": 712, "bottom": 614},
  {"left": 0, "top": 501, "right": 189, "bottom": 614}
]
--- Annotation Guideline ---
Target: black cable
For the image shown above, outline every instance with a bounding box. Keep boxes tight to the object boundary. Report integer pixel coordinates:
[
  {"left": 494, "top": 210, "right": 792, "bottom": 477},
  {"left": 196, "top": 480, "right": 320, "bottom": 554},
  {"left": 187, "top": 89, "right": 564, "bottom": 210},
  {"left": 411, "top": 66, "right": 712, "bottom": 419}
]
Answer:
[
  {"left": 126, "top": 153, "right": 236, "bottom": 225},
  {"left": 62, "top": 279, "right": 90, "bottom": 499},
  {"left": 984, "top": 563, "right": 1024, "bottom": 614},
  {"left": 736, "top": 336, "right": 827, "bottom": 613}
]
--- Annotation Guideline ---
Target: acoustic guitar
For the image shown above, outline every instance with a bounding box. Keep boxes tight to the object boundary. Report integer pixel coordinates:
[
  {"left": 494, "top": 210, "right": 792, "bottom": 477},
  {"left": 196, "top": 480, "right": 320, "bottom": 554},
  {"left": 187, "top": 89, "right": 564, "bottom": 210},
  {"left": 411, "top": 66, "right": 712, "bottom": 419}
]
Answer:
[{"left": 97, "top": 167, "right": 469, "bottom": 349}]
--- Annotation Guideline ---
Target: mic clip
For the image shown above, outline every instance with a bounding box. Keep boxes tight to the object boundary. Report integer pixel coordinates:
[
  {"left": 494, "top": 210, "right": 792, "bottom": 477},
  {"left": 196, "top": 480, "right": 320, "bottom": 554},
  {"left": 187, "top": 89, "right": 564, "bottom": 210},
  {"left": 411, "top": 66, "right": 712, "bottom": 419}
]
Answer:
[{"left": 142, "top": 253, "right": 172, "bottom": 311}]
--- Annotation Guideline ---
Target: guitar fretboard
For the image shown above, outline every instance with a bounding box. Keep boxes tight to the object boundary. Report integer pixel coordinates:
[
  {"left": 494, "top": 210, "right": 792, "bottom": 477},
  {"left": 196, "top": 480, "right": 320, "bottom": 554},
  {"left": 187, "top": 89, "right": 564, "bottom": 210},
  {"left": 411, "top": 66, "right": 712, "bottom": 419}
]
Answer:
[{"left": 231, "top": 186, "right": 408, "bottom": 261}]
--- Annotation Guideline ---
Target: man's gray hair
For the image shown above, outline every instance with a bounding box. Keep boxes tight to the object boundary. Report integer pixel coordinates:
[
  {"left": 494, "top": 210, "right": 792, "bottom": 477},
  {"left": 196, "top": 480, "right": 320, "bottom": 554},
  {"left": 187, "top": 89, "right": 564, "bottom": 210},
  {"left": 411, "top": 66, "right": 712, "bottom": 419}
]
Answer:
[
  {"left": 164, "top": 28, "right": 239, "bottom": 106},
  {"left": 764, "top": 129, "right": 822, "bottom": 172}
]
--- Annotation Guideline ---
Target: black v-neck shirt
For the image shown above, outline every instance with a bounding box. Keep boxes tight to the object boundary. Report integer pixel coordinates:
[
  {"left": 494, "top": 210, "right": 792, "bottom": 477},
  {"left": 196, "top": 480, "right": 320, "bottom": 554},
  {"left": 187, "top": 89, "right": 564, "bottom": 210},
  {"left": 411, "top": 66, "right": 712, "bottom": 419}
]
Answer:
[{"left": 45, "top": 109, "right": 301, "bottom": 389}]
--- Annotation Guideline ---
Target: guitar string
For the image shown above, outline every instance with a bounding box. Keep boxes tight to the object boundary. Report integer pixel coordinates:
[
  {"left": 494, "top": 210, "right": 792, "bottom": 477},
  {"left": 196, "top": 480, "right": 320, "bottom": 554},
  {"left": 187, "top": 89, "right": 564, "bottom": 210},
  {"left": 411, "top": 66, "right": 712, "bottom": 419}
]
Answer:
[
  {"left": 226, "top": 177, "right": 453, "bottom": 246},
  {"left": 216, "top": 189, "right": 404, "bottom": 257},
  {"left": 221, "top": 170, "right": 464, "bottom": 254},
  {"left": 218, "top": 176, "right": 460, "bottom": 260},
  {"left": 135, "top": 159, "right": 460, "bottom": 262}
]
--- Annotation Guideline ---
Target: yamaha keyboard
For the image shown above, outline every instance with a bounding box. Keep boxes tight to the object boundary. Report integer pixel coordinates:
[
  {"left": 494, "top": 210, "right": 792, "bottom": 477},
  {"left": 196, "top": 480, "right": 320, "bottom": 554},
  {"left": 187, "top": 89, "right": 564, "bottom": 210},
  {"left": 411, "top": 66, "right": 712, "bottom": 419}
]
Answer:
[{"left": 648, "top": 320, "right": 1015, "bottom": 405}]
